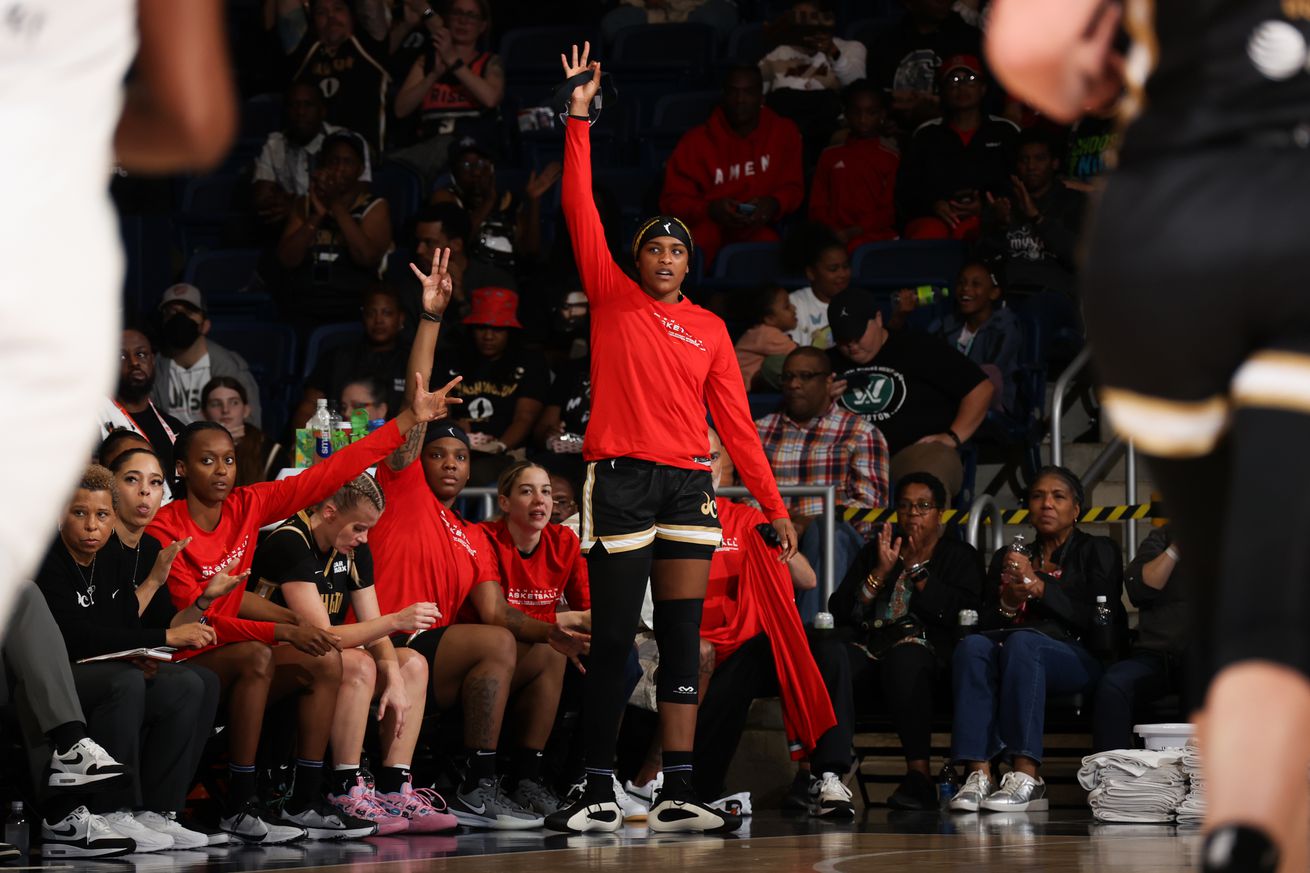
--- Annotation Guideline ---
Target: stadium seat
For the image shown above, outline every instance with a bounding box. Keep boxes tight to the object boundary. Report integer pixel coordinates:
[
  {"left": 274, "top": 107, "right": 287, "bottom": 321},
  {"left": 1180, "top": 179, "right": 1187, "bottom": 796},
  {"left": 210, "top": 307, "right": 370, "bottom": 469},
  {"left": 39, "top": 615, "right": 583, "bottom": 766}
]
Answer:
[
  {"left": 845, "top": 16, "right": 896, "bottom": 50},
  {"left": 648, "top": 91, "right": 721, "bottom": 135},
  {"left": 206, "top": 320, "right": 299, "bottom": 434},
  {"left": 593, "top": 168, "right": 659, "bottom": 220},
  {"left": 725, "top": 21, "right": 767, "bottom": 64},
  {"left": 240, "top": 92, "right": 283, "bottom": 142},
  {"left": 610, "top": 23, "right": 717, "bottom": 81},
  {"left": 184, "top": 249, "right": 261, "bottom": 296},
  {"left": 371, "top": 160, "right": 422, "bottom": 235},
  {"left": 748, "top": 392, "right": 782, "bottom": 421},
  {"left": 500, "top": 25, "right": 600, "bottom": 82},
  {"left": 302, "top": 322, "right": 365, "bottom": 379},
  {"left": 850, "top": 240, "right": 968, "bottom": 288},
  {"left": 178, "top": 173, "right": 245, "bottom": 255},
  {"left": 709, "top": 242, "right": 807, "bottom": 289}
]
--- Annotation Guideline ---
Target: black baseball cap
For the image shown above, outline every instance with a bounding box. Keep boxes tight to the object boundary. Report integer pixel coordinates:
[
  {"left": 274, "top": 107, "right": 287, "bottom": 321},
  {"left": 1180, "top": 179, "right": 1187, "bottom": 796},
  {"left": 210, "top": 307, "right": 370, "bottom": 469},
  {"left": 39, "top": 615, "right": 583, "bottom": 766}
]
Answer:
[
  {"left": 828, "top": 289, "right": 881, "bottom": 344},
  {"left": 447, "top": 135, "right": 493, "bottom": 167}
]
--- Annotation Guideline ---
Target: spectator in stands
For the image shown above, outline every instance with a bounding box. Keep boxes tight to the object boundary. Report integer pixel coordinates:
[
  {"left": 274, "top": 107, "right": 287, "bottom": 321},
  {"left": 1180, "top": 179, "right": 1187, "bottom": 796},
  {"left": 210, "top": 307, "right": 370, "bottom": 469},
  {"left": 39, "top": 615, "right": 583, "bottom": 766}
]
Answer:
[
  {"left": 827, "top": 288, "right": 993, "bottom": 500},
  {"left": 392, "top": 0, "right": 505, "bottom": 184},
  {"left": 152, "top": 284, "right": 263, "bottom": 428},
  {"left": 897, "top": 55, "right": 1019, "bottom": 241},
  {"left": 149, "top": 372, "right": 460, "bottom": 842},
  {"left": 277, "top": 131, "right": 394, "bottom": 326},
  {"left": 788, "top": 236, "right": 852, "bottom": 349},
  {"left": 549, "top": 471, "right": 580, "bottom": 529},
  {"left": 1094, "top": 525, "right": 1189, "bottom": 752},
  {"left": 734, "top": 285, "right": 798, "bottom": 390},
  {"left": 830, "top": 472, "right": 983, "bottom": 810},
  {"left": 600, "top": 0, "right": 739, "bottom": 42},
  {"left": 949, "top": 467, "right": 1122, "bottom": 814},
  {"left": 6, "top": 585, "right": 137, "bottom": 859},
  {"left": 251, "top": 475, "right": 457, "bottom": 834},
  {"left": 293, "top": 285, "right": 409, "bottom": 430},
  {"left": 202, "top": 378, "right": 280, "bottom": 487},
  {"left": 533, "top": 350, "right": 590, "bottom": 485},
  {"left": 371, "top": 259, "right": 586, "bottom": 827},
  {"left": 403, "top": 202, "right": 517, "bottom": 326},
  {"left": 341, "top": 374, "right": 392, "bottom": 423},
  {"left": 933, "top": 262, "right": 1022, "bottom": 413},
  {"left": 431, "top": 137, "right": 558, "bottom": 271},
  {"left": 809, "top": 81, "right": 900, "bottom": 252},
  {"left": 35, "top": 465, "right": 221, "bottom": 853},
  {"left": 757, "top": 347, "right": 890, "bottom": 620},
  {"left": 282, "top": 0, "right": 392, "bottom": 152},
  {"left": 758, "top": 0, "right": 866, "bottom": 163},
  {"left": 436, "top": 287, "right": 549, "bottom": 486},
  {"left": 478, "top": 461, "right": 592, "bottom": 813},
  {"left": 690, "top": 428, "right": 856, "bottom": 818},
  {"left": 251, "top": 82, "right": 373, "bottom": 234},
  {"left": 660, "top": 65, "right": 804, "bottom": 268},
  {"left": 99, "top": 325, "right": 182, "bottom": 470},
  {"left": 542, "top": 283, "right": 590, "bottom": 369},
  {"left": 868, "top": 0, "right": 981, "bottom": 132},
  {"left": 980, "top": 127, "right": 1086, "bottom": 299}
]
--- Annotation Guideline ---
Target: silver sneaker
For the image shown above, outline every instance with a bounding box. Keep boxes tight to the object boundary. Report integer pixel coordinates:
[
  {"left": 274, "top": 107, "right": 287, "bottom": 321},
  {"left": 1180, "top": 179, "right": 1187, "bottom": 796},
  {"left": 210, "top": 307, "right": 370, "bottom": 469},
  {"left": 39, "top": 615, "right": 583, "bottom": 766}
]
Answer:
[
  {"left": 948, "top": 769, "right": 995, "bottom": 812},
  {"left": 980, "top": 771, "right": 1048, "bottom": 812}
]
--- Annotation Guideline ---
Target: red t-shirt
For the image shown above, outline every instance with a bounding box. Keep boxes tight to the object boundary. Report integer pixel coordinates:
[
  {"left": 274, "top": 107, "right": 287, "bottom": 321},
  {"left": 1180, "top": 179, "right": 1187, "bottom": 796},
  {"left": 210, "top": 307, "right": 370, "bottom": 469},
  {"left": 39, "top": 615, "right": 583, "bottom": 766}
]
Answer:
[
  {"left": 479, "top": 518, "right": 590, "bottom": 623},
  {"left": 562, "top": 118, "right": 787, "bottom": 521},
  {"left": 703, "top": 498, "right": 767, "bottom": 647},
  {"left": 147, "top": 422, "right": 406, "bottom": 659},
  {"left": 371, "top": 460, "right": 498, "bottom": 629}
]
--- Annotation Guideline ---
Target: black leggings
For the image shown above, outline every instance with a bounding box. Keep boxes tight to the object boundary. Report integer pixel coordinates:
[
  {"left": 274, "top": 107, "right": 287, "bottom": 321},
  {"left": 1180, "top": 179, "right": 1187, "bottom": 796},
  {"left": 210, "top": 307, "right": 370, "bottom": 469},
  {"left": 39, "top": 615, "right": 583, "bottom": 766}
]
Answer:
[{"left": 848, "top": 642, "right": 940, "bottom": 763}]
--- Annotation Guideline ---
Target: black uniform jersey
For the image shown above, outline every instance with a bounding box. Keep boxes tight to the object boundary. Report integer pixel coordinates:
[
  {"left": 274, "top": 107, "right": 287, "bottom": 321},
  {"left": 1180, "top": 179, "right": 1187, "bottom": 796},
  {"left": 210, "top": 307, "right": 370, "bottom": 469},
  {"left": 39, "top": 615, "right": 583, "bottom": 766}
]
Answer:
[{"left": 252, "top": 510, "right": 373, "bottom": 625}]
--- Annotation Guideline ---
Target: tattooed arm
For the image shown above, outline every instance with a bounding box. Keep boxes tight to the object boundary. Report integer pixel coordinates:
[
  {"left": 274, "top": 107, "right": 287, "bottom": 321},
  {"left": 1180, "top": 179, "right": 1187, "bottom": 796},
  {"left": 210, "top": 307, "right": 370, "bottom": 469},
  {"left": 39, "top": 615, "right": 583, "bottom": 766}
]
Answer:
[
  {"left": 467, "top": 581, "right": 589, "bottom": 669},
  {"left": 388, "top": 248, "right": 456, "bottom": 472}
]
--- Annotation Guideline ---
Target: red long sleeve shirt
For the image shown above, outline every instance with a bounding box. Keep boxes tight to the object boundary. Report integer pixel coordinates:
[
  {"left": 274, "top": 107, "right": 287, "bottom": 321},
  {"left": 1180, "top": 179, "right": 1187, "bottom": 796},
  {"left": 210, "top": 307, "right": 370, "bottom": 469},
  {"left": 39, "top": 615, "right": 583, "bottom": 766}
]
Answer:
[
  {"left": 809, "top": 138, "right": 900, "bottom": 241},
  {"left": 659, "top": 106, "right": 804, "bottom": 224},
  {"left": 479, "top": 519, "right": 590, "bottom": 623},
  {"left": 563, "top": 118, "right": 788, "bottom": 521},
  {"left": 147, "top": 421, "right": 405, "bottom": 658}
]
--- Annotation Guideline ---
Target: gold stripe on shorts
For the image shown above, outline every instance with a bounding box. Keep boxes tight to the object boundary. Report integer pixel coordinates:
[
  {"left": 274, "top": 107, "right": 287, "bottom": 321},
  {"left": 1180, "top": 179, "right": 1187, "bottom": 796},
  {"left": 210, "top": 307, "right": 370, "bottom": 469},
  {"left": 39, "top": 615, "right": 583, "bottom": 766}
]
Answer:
[
  {"left": 1101, "top": 386, "right": 1229, "bottom": 458},
  {"left": 1232, "top": 351, "right": 1310, "bottom": 414}
]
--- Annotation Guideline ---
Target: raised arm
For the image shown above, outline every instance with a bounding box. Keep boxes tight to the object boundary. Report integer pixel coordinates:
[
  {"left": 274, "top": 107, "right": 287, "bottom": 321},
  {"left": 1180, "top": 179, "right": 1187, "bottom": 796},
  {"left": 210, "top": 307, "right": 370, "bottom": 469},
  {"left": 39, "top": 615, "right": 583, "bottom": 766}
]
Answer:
[{"left": 387, "top": 248, "right": 459, "bottom": 472}]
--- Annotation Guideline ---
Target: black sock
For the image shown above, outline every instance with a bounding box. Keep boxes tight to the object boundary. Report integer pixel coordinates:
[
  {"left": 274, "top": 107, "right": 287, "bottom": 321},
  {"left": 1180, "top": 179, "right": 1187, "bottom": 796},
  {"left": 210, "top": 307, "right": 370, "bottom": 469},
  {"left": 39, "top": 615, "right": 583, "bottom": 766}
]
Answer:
[
  {"left": 331, "top": 764, "right": 361, "bottom": 797},
  {"left": 48, "top": 722, "right": 86, "bottom": 756},
  {"left": 583, "top": 768, "right": 615, "bottom": 804},
  {"left": 376, "top": 765, "right": 411, "bottom": 795},
  {"left": 513, "top": 749, "right": 543, "bottom": 784},
  {"left": 662, "top": 751, "right": 694, "bottom": 800},
  {"left": 229, "top": 764, "right": 257, "bottom": 805},
  {"left": 290, "top": 759, "right": 324, "bottom": 804},
  {"left": 461, "top": 749, "right": 497, "bottom": 792}
]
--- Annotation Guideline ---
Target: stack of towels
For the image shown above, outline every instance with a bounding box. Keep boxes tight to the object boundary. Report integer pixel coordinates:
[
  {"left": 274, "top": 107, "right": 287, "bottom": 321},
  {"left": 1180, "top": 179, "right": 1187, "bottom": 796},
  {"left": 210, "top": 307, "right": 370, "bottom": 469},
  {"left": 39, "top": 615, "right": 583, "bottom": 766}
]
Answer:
[
  {"left": 1175, "top": 740, "right": 1205, "bottom": 826},
  {"left": 1077, "top": 749, "right": 1189, "bottom": 823}
]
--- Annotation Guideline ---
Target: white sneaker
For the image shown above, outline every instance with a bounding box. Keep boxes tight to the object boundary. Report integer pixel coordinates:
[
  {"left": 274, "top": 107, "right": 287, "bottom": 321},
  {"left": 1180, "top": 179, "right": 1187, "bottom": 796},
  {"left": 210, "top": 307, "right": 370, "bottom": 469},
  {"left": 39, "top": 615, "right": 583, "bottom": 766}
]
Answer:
[
  {"left": 103, "top": 811, "right": 174, "bottom": 853},
  {"left": 134, "top": 811, "right": 207, "bottom": 850},
  {"left": 949, "top": 769, "right": 995, "bottom": 813},
  {"left": 220, "top": 800, "right": 306, "bottom": 844},
  {"left": 709, "top": 791, "right": 753, "bottom": 817},
  {"left": 807, "top": 772, "right": 853, "bottom": 818},
  {"left": 612, "top": 776, "right": 649, "bottom": 821},
  {"left": 42, "top": 806, "right": 136, "bottom": 858},
  {"left": 623, "top": 773, "right": 662, "bottom": 806},
  {"left": 48, "top": 738, "right": 129, "bottom": 789}
]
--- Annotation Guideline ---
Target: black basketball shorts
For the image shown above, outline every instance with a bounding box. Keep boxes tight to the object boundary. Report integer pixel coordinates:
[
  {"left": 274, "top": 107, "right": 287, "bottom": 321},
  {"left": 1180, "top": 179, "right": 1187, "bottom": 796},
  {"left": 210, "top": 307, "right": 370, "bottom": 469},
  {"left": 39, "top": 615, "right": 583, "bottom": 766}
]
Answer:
[{"left": 580, "top": 457, "right": 722, "bottom": 560}]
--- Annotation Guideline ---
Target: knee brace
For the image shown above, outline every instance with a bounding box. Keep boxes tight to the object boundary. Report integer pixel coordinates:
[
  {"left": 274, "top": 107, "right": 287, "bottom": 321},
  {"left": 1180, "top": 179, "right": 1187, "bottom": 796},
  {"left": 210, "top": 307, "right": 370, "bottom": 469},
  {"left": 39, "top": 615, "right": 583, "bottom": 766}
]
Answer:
[{"left": 653, "top": 598, "right": 704, "bottom": 705}]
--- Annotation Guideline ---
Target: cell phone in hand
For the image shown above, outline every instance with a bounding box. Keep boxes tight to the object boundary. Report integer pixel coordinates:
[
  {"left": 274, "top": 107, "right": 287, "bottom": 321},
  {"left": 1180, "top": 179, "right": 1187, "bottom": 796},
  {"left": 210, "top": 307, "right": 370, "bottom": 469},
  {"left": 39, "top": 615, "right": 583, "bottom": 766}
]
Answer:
[
  {"left": 756, "top": 522, "right": 782, "bottom": 548},
  {"left": 736, "top": 200, "right": 757, "bottom": 216}
]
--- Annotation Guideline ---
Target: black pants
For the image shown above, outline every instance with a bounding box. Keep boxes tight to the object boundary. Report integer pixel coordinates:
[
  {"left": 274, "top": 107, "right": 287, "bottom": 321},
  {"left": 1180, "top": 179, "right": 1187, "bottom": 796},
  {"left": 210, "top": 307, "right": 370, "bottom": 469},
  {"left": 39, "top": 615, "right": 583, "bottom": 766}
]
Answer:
[
  {"left": 848, "top": 642, "right": 940, "bottom": 763},
  {"left": 1092, "top": 649, "right": 1184, "bottom": 753},
  {"left": 693, "top": 632, "right": 853, "bottom": 799},
  {"left": 73, "top": 662, "right": 220, "bottom": 813}
]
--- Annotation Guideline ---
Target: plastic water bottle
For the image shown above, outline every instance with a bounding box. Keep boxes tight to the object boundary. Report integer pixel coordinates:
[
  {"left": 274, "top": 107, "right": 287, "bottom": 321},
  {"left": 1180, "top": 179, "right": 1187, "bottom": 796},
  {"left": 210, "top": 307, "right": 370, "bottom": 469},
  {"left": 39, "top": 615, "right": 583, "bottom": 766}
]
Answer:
[
  {"left": 957, "top": 609, "right": 978, "bottom": 642},
  {"left": 937, "top": 763, "right": 960, "bottom": 805},
  {"left": 1092, "top": 595, "right": 1117, "bottom": 659},
  {"left": 1008, "top": 533, "right": 1032, "bottom": 560},
  {"left": 309, "top": 399, "right": 333, "bottom": 463},
  {"left": 5, "top": 801, "right": 28, "bottom": 856},
  {"left": 368, "top": 418, "right": 387, "bottom": 434}
]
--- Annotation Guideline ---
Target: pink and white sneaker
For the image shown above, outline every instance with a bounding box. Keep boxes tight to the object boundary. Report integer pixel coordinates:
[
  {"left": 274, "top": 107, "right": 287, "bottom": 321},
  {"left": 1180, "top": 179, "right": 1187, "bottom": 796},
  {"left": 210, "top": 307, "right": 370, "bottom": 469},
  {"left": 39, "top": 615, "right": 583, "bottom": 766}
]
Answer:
[
  {"left": 329, "top": 777, "right": 409, "bottom": 836},
  {"left": 377, "top": 783, "right": 459, "bottom": 833}
]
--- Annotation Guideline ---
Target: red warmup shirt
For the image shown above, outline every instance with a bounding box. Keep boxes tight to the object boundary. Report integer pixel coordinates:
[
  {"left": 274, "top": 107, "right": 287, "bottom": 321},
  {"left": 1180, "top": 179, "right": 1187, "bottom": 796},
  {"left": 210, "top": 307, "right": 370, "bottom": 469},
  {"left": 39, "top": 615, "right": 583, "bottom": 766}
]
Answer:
[
  {"left": 809, "top": 138, "right": 900, "bottom": 241},
  {"left": 147, "top": 421, "right": 406, "bottom": 659},
  {"left": 659, "top": 106, "right": 804, "bottom": 226},
  {"left": 371, "top": 460, "right": 499, "bottom": 629},
  {"left": 562, "top": 118, "right": 788, "bottom": 521},
  {"left": 479, "top": 519, "right": 590, "bottom": 623}
]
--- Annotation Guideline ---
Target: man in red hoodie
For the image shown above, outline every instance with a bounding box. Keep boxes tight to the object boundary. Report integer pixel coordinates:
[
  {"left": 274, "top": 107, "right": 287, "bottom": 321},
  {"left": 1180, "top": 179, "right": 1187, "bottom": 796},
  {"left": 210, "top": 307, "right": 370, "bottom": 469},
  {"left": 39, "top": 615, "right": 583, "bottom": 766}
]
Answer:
[{"left": 660, "top": 65, "right": 804, "bottom": 268}]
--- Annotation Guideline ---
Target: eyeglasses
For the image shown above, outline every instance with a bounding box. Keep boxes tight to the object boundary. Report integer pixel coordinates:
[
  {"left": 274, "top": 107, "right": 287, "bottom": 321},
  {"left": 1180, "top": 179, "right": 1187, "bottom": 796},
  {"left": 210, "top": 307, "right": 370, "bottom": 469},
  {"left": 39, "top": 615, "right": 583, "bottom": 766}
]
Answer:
[
  {"left": 896, "top": 500, "right": 938, "bottom": 515},
  {"left": 457, "top": 158, "right": 491, "bottom": 171},
  {"left": 780, "top": 370, "right": 829, "bottom": 383},
  {"left": 945, "top": 71, "right": 980, "bottom": 86}
]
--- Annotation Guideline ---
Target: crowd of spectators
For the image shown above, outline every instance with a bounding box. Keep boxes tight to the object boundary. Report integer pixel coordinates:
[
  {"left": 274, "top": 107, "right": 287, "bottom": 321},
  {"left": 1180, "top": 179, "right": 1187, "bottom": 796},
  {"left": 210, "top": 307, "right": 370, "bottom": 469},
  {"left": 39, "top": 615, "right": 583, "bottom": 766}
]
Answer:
[{"left": 9, "top": 0, "right": 1186, "bottom": 858}]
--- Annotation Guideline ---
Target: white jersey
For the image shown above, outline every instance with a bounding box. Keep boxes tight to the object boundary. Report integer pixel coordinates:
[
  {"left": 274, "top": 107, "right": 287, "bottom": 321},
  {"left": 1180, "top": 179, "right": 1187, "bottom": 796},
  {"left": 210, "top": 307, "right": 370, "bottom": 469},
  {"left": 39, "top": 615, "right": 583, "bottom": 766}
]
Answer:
[{"left": 0, "top": 2, "right": 137, "bottom": 611}]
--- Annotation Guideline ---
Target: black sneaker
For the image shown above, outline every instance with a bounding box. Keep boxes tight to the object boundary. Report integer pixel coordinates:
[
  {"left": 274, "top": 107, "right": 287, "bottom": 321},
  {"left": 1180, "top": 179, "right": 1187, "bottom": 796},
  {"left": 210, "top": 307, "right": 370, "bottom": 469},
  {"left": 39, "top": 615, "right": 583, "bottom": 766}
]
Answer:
[
  {"left": 647, "top": 795, "right": 741, "bottom": 833},
  {"left": 543, "top": 795, "right": 624, "bottom": 834},
  {"left": 41, "top": 805, "right": 135, "bottom": 858},
  {"left": 47, "top": 738, "right": 130, "bottom": 790},
  {"left": 279, "top": 796, "right": 377, "bottom": 840},
  {"left": 886, "top": 770, "right": 936, "bottom": 812},
  {"left": 781, "top": 769, "right": 810, "bottom": 812},
  {"left": 1202, "top": 825, "right": 1279, "bottom": 873}
]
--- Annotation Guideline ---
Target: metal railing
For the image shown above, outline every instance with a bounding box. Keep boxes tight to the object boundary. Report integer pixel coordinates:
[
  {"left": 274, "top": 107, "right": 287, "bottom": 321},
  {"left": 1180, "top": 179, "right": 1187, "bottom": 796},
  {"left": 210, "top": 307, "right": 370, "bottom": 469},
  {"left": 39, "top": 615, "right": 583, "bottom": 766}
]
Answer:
[{"left": 964, "top": 492, "right": 1006, "bottom": 557}]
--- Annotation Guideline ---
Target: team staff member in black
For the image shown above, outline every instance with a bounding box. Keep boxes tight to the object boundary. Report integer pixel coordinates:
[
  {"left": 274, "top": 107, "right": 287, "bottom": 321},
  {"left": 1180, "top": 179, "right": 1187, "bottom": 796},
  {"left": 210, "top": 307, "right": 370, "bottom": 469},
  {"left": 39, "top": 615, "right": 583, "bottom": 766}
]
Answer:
[
  {"left": 547, "top": 43, "right": 796, "bottom": 836},
  {"left": 989, "top": 2, "right": 1310, "bottom": 870}
]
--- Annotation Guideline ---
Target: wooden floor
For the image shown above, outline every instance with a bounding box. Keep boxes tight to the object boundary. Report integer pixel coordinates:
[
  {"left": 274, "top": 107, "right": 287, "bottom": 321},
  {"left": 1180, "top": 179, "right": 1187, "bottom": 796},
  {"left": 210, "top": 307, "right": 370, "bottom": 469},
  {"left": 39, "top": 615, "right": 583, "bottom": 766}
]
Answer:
[{"left": 23, "top": 811, "right": 1202, "bottom": 873}]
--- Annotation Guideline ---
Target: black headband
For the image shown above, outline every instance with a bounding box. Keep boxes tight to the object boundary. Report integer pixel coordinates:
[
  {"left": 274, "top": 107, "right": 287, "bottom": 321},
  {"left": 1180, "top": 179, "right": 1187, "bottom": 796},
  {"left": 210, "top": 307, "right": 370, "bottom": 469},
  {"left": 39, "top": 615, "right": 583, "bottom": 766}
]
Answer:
[
  {"left": 632, "top": 215, "right": 695, "bottom": 261},
  {"left": 423, "top": 422, "right": 471, "bottom": 449}
]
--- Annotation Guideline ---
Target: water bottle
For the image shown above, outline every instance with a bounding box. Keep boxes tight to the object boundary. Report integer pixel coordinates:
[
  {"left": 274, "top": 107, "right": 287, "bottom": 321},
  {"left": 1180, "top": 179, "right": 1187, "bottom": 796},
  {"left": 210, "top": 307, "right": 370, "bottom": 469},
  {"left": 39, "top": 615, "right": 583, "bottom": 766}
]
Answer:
[
  {"left": 1008, "top": 534, "right": 1032, "bottom": 560},
  {"left": 957, "top": 608, "right": 978, "bottom": 642},
  {"left": 368, "top": 418, "right": 387, "bottom": 434},
  {"left": 309, "top": 399, "right": 333, "bottom": 463},
  {"left": 5, "top": 801, "right": 28, "bottom": 856},
  {"left": 1092, "top": 594, "right": 1117, "bottom": 659},
  {"left": 937, "top": 763, "right": 960, "bottom": 806}
]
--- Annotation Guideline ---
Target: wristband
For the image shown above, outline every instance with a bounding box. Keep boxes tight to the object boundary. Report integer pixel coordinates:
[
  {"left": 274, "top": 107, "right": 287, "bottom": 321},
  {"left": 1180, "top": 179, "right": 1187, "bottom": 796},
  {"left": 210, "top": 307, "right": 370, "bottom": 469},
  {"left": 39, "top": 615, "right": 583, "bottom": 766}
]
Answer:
[
  {"left": 946, "top": 429, "right": 962, "bottom": 448},
  {"left": 420, "top": 311, "right": 443, "bottom": 323},
  {"left": 1164, "top": 545, "right": 1179, "bottom": 561},
  {"left": 567, "top": 113, "right": 591, "bottom": 121}
]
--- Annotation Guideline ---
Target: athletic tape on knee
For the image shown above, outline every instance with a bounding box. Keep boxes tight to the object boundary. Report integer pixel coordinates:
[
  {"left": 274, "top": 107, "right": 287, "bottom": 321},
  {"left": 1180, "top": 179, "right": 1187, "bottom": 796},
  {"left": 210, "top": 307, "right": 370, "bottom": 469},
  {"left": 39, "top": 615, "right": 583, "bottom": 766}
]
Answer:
[{"left": 653, "top": 599, "right": 704, "bottom": 704}]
